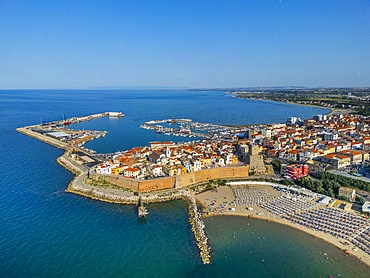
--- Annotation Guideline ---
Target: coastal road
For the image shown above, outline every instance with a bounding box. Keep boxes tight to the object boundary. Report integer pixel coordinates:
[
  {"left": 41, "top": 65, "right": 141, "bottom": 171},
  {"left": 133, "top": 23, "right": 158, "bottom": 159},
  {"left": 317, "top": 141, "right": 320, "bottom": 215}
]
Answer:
[{"left": 330, "top": 170, "right": 370, "bottom": 183}]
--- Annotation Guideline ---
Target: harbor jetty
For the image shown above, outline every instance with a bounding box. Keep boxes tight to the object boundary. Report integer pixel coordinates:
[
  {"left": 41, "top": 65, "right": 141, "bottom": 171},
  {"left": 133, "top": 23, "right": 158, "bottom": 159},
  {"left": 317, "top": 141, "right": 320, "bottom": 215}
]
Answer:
[
  {"left": 46, "top": 111, "right": 124, "bottom": 127},
  {"left": 16, "top": 112, "right": 124, "bottom": 153},
  {"left": 183, "top": 191, "right": 212, "bottom": 264},
  {"left": 138, "top": 197, "right": 148, "bottom": 218}
]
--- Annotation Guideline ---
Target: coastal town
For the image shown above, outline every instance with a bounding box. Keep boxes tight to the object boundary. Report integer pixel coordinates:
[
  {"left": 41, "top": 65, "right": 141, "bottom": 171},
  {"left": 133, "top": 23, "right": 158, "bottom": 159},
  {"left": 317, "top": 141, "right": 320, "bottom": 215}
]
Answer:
[
  {"left": 94, "top": 140, "right": 242, "bottom": 179},
  {"left": 92, "top": 113, "right": 370, "bottom": 183},
  {"left": 16, "top": 110, "right": 370, "bottom": 266}
]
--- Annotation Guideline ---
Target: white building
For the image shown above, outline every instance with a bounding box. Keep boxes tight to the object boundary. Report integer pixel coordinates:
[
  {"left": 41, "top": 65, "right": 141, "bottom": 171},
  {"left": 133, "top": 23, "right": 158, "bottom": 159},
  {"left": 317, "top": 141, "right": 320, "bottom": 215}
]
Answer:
[
  {"left": 223, "top": 153, "right": 234, "bottom": 165},
  {"left": 96, "top": 163, "right": 119, "bottom": 175},
  {"left": 362, "top": 201, "right": 370, "bottom": 213},
  {"left": 313, "top": 114, "right": 323, "bottom": 121},
  {"left": 323, "top": 132, "right": 338, "bottom": 142},
  {"left": 218, "top": 157, "right": 225, "bottom": 167},
  {"left": 319, "top": 197, "right": 332, "bottom": 206},
  {"left": 123, "top": 167, "right": 140, "bottom": 179},
  {"left": 287, "top": 117, "right": 300, "bottom": 125},
  {"left": 261, "top": 128, "right": 272, "bottom": 139},
  {"left": 193, "top": 160, "right": 202, "bottom": 171},
  {"left": 107, "top": 112, "right": 124, "bottom": 117}
]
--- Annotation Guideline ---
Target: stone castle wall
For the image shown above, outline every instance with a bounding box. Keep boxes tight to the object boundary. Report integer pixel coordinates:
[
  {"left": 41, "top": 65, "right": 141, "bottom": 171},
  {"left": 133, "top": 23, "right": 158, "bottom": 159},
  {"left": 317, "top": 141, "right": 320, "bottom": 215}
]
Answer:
[
  {"left": 89, "top": 174, "right": 141, "bottom": 191},
  {"left": 137, "top": 176, "right": 177, "bottom": 192},
  {"left": 89, "top": 165, "right": 250, "bottom": 192},
  {"left": 176, "top": 166, "right": 250, "bottom": 187}
]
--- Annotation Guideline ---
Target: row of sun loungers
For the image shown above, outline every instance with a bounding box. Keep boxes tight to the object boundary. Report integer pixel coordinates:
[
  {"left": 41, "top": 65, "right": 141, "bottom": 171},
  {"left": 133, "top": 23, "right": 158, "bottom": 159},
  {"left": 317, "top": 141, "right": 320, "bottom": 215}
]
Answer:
[
  {"left": 231, "top": 187, "right": 370, "bottom": 256},
  {"left": 352, "top": 227, "right": 370, "bottom": 255},
  {"left": 233, "top": 189, "right": 278, "bottom": 206},
  {"left": 259, "top": 195, "right": 317, "bottom": 216}
]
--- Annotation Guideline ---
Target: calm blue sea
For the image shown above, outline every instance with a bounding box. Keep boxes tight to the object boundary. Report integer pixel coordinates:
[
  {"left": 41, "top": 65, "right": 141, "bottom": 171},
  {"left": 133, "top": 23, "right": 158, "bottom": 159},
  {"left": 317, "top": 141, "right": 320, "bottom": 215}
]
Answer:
[{"left": 0, "top": 90, "right": 368, "bottom": 277}]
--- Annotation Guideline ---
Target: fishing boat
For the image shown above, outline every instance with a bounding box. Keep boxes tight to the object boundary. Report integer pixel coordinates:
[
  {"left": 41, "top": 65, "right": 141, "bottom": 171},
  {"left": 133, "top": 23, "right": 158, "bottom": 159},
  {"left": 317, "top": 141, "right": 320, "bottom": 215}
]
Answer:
[
  {"left": 107, "top": 112, "right": 124, "bottom": 117},
  {"left": 63, "top": 114, "right": 70, "bottom": 126}
]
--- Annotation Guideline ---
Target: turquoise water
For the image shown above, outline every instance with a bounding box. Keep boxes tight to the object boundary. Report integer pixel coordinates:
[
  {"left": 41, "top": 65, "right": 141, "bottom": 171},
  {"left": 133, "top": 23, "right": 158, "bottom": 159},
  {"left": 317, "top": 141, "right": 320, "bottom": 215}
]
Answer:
[
  {"left": 203, "top": 216, "right": 368, "bottom": 278},
  {"left": 0, "top": 90, "right": 368, "bottom": 277}
]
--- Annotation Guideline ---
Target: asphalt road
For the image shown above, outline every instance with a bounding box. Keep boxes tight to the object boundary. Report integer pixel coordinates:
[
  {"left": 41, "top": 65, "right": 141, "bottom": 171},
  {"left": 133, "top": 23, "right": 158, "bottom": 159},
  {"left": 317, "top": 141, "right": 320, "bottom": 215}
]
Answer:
[{"left": 331, "top": 170, "right": 370, "bottom": 183}]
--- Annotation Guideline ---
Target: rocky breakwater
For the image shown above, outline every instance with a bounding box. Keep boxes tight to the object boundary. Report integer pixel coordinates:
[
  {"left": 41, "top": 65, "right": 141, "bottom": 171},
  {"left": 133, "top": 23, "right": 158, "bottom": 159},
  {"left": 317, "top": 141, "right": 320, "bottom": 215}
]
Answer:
[
  {"left": 57, "top": 151, "right": 85, "bottom": 175},
  {"left": 141, "top": 190, "right": 212, "bottom": 264},
  {"left": 183, "top": 191, "right": 211, "bottom": 264},
  {"left": 141, "top": 190, "right": 187, "bottom": 204},
  {"left": 67, "top": 182, "right": 139, "bottom": 204}
]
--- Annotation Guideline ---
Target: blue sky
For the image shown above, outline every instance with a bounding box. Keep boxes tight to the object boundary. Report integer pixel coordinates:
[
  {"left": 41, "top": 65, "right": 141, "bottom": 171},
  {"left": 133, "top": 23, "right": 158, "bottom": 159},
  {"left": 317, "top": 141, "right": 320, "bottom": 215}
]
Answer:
[{"left": 0, "top": 0, "right": 369, "bottom": 89}]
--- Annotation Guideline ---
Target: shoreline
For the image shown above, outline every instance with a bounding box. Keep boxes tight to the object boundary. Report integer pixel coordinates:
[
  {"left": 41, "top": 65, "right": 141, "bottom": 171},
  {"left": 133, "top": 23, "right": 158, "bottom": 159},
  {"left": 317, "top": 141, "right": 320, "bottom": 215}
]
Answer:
[
  {"left": 230, "top": 93, "right": 354, "bottom": 116},
  {"left": 196, "top": 184, "right": 370, "bottom": 267},
  {"left": 203, "top": 213, "right": 370, "bottom": 267}
]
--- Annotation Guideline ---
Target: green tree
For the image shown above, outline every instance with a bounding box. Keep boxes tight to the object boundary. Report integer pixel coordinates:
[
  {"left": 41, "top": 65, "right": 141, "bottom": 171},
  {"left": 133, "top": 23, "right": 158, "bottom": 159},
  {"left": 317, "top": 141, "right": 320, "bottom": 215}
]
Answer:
[
  {"left": 327, "top": 188, "right": 335, "bottom": 198},
  {"left": 355, "top": 196, "right": 365, "bottom": 205}
]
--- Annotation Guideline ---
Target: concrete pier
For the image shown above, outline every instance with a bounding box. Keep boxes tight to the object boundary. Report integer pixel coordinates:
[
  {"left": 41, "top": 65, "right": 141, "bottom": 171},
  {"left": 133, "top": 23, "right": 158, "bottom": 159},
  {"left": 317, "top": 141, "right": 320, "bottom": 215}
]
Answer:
[{"left": 16, "top": 126, "right": 71, "bottom": 150}]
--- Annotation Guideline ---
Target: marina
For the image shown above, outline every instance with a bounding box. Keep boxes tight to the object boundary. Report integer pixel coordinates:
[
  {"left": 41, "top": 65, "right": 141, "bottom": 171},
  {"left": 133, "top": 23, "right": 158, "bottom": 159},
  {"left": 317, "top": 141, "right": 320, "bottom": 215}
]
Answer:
[{"left": 140, "top": 118, "right": 252, "bottom": 140}]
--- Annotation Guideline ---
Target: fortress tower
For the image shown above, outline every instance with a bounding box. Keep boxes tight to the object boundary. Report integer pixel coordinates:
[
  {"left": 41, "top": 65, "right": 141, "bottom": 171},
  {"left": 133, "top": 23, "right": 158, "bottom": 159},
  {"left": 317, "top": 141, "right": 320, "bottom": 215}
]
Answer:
[{"left": 244, "top": 144, "right": 269, "bottom": 174}]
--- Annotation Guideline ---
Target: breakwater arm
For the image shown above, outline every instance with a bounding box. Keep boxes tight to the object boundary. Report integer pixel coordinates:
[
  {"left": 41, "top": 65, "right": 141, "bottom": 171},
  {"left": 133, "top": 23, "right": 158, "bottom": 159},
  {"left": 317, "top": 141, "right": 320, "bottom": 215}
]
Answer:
[
  {"left": 142, "top": 190, "right": 211, "bottom": 264},
  {"left": 182, "top": 191, "right": 211, "bottom": 264},
  {"left": 16, "top": 126, "right": 71, "bottom": 150}
]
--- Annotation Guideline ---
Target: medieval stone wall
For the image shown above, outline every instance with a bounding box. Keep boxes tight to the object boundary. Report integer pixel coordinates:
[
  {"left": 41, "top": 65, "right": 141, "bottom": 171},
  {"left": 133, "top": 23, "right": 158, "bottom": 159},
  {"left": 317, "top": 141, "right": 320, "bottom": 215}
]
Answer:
[{"left": 90, "top": 165, "right": 250, "bottom": 192}]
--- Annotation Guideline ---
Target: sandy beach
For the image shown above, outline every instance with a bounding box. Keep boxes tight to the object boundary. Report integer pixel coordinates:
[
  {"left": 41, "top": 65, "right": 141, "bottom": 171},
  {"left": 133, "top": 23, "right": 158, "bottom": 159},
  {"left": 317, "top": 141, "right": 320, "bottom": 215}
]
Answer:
[{"left": 196, "top": 185, "right": 370, "bottom": 267}]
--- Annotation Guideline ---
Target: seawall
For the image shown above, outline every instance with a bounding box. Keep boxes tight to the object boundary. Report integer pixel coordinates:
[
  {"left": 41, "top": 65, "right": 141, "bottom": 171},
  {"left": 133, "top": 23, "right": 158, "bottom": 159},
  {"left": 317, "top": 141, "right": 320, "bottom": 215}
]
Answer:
[
  {"left": 89, "top": 165, "right": 251, "bottom": 192},
  {"left": 16, "top": 127, "right": 71, "bottom": 150}
]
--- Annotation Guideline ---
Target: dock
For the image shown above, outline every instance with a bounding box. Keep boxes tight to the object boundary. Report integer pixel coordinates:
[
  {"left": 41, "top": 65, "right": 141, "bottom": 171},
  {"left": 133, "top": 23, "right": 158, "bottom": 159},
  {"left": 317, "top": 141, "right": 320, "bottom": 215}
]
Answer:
[
  {"left": 140, "top": 118, "right": 248, "bottom": 140},
  {"left": 16, "top": 112, "right": 126, "bottom": 154},
  {"left": 138, "top": 197, "right": 148, "bottom": 218}
]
